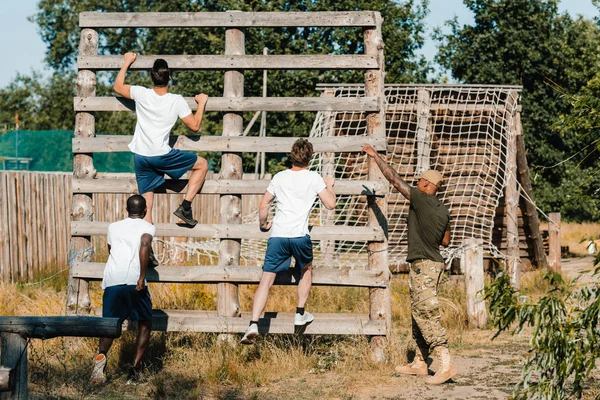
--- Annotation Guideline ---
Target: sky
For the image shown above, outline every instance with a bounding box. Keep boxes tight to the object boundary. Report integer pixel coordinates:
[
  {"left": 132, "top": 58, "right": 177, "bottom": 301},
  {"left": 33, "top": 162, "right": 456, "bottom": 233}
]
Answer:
[{"left": 0, "top": 0, "right": 598, "bottom": 88}]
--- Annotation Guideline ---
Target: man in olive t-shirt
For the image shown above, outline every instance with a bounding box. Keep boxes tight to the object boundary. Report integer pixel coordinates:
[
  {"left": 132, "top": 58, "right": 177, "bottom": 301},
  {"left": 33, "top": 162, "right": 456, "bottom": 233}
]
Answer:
[{"left": 363, "top": 144, "right": 456, "bottom": 385}]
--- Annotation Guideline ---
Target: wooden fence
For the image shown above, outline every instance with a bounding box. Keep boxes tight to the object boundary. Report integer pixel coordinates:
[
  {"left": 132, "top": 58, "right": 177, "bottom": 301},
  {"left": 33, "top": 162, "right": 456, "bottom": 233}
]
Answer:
[
  {"left": 0, "top": 171, "right": 263, "bottom": 283},
  {"left": 0, "top": 172, "right": 71, "bottom": 282}
]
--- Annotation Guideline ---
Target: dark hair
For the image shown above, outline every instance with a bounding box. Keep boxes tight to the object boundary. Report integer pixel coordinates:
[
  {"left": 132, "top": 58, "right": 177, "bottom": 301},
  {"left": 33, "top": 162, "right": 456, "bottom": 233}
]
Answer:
[
  {"left": 151, "top": 59, "right": 170, "bottom": 87},
  {"left": 127, "top": 195, "right": 146, "bottom": 216},
  {"left": 289, "top": 138, "right": 314, "bottom": 168}
]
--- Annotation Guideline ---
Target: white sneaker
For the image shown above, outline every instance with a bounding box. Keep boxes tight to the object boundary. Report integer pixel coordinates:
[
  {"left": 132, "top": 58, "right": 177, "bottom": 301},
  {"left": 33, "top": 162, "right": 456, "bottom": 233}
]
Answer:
[
  {"left": 294, "top": 311, "right": 314, "bottom": 326},
  {"left": 240, "top": 323, "right": 259, "bottom": 344},
  {"left": 90, "top": 353, "right": 107, "bottom": 384}
]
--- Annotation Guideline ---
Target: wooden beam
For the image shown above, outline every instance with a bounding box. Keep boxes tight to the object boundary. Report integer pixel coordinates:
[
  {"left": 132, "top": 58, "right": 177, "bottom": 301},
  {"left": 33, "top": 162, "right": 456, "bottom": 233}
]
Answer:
[
  {"left": 548, "top": 212, "right": 561, "bottom": 273},
  {"left": 74, "top": 96, "right": 379, "bottom": 112},
  {"left": 415, "top": 89, "right": 431, "bottom": 173},
  {"left": 72, "top": 178, "right": 387, "bottom": 196},
  {"left": 79, "top": 11, "right": 377, "bottom": 28},
  {"left": 505, "top": 90, "right": 521, "bottom": 288},
  {"left": 71, "top": 221, "right": 385, "bottom": 241},
  {"left": 68, "top": 28, "right": 97, "bottom": 314},
  {"left": 364, "top": 12, "right": 389, "bottom": 363},
  {"left": 1, "top": 333, "right": 27, "bottom": 399},
  {"left": 136, "top": 310, "right": 385, "bottom": 335},
  {"left": 462, "top": 238, "right": 487, "bottom": 329},
  {"left": 0, "top": 317, "right": 123, "bottom": 339},
  {"left": 73, "top": 263, "right": 391, "bottom": 287},
  {"left": 77, "top": 55, "right": 378, "bottom": 71},
  {"left": 72, "top": 135, "right": 387, "bottom": 154}
]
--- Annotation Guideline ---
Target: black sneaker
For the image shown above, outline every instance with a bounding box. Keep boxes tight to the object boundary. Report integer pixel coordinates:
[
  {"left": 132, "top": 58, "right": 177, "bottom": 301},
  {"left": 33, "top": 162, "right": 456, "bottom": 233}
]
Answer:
[
  {"left": 148, "top": 247, "right": 159, "bottom": 269},
  {"left": 126, "top": 365, "right": 143, "bottom": 385},
  {"left": 173, "top": 205, "right": 198, "bottom": 226}
]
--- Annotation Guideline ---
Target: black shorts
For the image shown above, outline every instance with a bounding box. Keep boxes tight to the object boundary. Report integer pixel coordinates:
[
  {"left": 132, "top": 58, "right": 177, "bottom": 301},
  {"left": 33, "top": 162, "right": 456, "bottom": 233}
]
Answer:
[{"left": 102, "top": 285, "right": 153, "bottom": 322}]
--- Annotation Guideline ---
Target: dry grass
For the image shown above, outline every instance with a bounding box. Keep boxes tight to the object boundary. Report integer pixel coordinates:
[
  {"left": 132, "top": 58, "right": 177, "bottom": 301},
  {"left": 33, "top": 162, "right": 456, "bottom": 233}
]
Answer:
[
  {"left": 541, "top": 221, "right": 600, "bottom": 256},
  {"left": 0, "top": 268, "right": 479, "bottom": 399}
]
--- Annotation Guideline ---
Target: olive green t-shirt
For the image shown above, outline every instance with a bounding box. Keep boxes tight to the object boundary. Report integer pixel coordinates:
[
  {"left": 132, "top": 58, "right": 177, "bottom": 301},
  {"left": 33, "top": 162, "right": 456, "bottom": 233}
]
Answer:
[{"left": 406, "top": 187, "right": 450, "bottom": 263}]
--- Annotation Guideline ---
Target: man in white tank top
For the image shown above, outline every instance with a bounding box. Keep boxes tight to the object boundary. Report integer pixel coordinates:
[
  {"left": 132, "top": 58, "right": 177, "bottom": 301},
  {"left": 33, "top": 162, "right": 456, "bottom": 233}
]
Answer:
[
  {"left": 241, "top": 139, "right": 336, "bottom": 344},
  {"left": 113, "top": 52, "right": 209, "bottom": 227}
]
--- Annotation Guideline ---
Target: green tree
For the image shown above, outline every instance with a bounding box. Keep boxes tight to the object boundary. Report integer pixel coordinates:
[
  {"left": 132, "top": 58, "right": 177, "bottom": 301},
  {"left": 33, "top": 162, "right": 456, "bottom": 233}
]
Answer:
[
  {"left": 435, "top": 0, "right": 600, "bottom": 221},
  {"left": 28, "top": 0, "right": 431, "bottom": 172}
]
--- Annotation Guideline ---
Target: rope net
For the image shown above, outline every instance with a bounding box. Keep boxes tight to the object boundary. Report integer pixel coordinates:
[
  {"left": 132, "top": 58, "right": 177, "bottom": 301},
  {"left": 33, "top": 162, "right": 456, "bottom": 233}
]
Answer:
[{"left": 155, "top": 84, "right": 520, "bottom": 269}]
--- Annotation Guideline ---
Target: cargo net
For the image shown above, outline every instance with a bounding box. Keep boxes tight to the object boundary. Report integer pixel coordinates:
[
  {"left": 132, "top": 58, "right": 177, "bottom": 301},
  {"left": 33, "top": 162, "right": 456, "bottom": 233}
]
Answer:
[{"left": 155, "top": 84, "right": 519, "bottom": 269}]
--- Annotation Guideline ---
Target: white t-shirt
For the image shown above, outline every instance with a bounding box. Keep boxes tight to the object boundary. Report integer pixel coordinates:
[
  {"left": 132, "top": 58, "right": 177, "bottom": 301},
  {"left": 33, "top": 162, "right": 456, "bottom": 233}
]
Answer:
[
  {"left": 128, "top": 85, "right": 192, "bottom": 156},
  {"left": 266, "top": 169, "right": 327, "bottom": 238},
  {"left": 102, "top": 217, "right": 156, "bottom": 289}
]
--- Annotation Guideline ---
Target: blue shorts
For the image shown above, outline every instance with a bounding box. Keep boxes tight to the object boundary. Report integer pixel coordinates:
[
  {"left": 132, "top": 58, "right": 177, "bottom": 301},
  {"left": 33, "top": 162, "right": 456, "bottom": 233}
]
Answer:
[
  {"left": 102, "top": 285, "right": 153, "bottom": 322},
  {"left": 263, "top": 235, "right": 313, "bottom": 274},
  {"left": 134, "top": 148, "right": 198, "bottom": 194}
]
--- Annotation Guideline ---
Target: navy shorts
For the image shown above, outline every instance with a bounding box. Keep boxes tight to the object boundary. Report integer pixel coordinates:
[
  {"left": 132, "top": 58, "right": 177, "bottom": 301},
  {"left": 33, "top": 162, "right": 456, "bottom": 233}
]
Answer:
[
  {"left": 263, "top": 235, "right": 313, "bottom": 274},
  {"left": 134, "top": 148, "right": 198, "bottom": 194},
  {"left": 102, "top": 285, "right": 153, "bottom": 322}
]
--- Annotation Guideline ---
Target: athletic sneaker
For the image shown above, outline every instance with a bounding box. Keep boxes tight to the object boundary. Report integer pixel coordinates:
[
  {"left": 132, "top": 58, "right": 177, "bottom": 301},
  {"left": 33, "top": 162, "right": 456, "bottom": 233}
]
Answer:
[
  {"left": 173, "top": 205, "right": 198, "bottom": 226},
  {"left": 90, "top": 353, "right": 107, "bottom": 384},
  {"left": 240, "top": 323, "right": 259, "bottom": 345},
  {"left": 294, "top": 311, "right": 314, "bottom": 326},
  {"left": 126, "top": 365, "right": 143, "bottom": 385},
  {"left": 149, "top": 247, "right": 159, "bottom": 268}
]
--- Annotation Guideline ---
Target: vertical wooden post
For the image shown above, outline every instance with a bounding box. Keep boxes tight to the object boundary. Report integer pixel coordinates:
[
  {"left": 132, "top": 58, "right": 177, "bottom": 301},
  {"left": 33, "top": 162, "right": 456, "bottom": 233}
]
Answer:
[
  {"left": 415, "top": 89, "right": 431, "bottom": 174},
  {"left": 505, "top": 90, "right": 520, "bottom": 289},
  {"left": 548, "top": 212, "right": 561, "bottom": 273},
  {"left": 0, "top": 333, "right": 27, "bottom": 400},
  {"left": 67, "top": 29, "right": 97, "bottom": 313},
  {"left": 321, "top": 89, "right": 336, "bottom": 263},
  {"left": 515, "top": 111, "right": 548, "bottom": 270},
  {"left": 217, "top": 22, "right": 244, "bottom": 318},
  {"left": 365, "top": 12, "right": 390, "bottom": 362},
  {"left": 462, "top": 238, "right": 487, "bottom": 328}
]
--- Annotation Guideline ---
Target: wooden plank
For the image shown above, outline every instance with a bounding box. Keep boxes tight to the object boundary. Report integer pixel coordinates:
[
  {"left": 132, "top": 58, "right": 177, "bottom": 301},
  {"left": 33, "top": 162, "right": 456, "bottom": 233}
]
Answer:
[
  {"left": 72, "top": 178, "right": 387, "bottom": 196},
  {"left": 71, "top": 221, "right": 385, "bottom": 241},
  {"left": 364, "top": 12, "right": 389, "bottom": 363},
  {"left": 0, "top": 317, "right": 122, "bottom": 339},
  {"left": 73, "top": 263, "right": 390, "bottom": 287},
  {"left": 0, "top": 333, "right": 27, "bottom": 400},
  {"left": 0, "top": 174, "right": 9, "bottom": 281},
  {"left": 79, "top": 11, "right": 377, "bottom": 28},
  {"left": 77, "top": 55, "right": 378, "bottom": 71},
  {"left": 548, "top": 212, "right": 561, "bottom": 273},
  {"left": 72, "top": 135, "right": 387, "bottom": 154},
  {"left": 140, "top": 310, "right": 385, "bottom": 335},
  {"left": 218, "top": 25, "right": 245, "bottom": 319},
  {"left": 74, "top": 96, "right": 379, "bottom": 112},
  {"left": 505, "top": 91, "right": 520, "bottom": 288},
  {"left": 462, "top": 238, "right": 487, "bottom": 329}
]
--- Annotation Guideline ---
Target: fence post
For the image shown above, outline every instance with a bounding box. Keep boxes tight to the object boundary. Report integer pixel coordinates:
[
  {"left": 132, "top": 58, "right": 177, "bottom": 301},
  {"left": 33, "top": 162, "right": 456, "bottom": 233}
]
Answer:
[
  {"left": 0, "top": 333, "right": 27, "bottom": 400},
  {"left": 365, "top": 12, "right": 390, "bottom": 362},
  {"left": 320, "top": 89, "right": 336, "bottom": 263},
  {"left": 505, "top": 90, "right": 521, "bottom": 289},
  {"left": 67, "top": 28, "right": 98, "bottom": 313},
  {"left": 548, "top": 212, "right": 561, "bottom": 273},
  {"left": 463, "top": 238, "right": 487, "bottom": 328},
  {"left": 217, "top": 17, "right": 244, "bottom": 319}
]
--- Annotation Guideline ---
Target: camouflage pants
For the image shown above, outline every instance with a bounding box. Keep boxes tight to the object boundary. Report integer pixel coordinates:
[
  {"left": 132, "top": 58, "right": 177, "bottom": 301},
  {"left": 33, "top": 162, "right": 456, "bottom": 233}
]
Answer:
[{"left": 409, "top": 259, "right": 448, "bottom": 353}]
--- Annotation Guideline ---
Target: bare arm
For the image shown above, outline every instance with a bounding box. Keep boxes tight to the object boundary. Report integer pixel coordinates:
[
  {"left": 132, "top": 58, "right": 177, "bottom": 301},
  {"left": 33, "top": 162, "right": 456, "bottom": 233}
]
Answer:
[
  {"left": 442, "top": 230, "right": 451, "bottom": 247},
  {"left": 258, "top": 191, "right": 275, "bottom": 232},
  {"left": 318, "top": 177, "right": 336, "bottom": 210},
  {"left": 362, "top": 144, "right": 411, "bottom": 200},
  {"left": 137, "top": 233, "right": 153, "bottom": 291},
  {"left": 181, "top": 94, "right": 209, "bottom": 132},
  {"left": 113, "top": 52, "right": 137, "bottom": 99}
]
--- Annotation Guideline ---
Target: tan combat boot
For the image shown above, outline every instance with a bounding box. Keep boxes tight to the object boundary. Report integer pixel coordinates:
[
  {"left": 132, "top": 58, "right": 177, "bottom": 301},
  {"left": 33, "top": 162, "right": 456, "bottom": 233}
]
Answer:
[
  {"left": 394, "top": 350, "right": 428, "bottom": 376},
  {"left": 425, "top": 347, "right": 457, "bottom": 385}
]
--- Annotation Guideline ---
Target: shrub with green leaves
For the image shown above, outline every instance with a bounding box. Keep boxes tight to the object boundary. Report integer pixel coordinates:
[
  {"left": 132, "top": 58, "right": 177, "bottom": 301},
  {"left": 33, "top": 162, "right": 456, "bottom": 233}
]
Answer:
[{"left": 485, "top": 254, "right": 600, "bottom": 399}]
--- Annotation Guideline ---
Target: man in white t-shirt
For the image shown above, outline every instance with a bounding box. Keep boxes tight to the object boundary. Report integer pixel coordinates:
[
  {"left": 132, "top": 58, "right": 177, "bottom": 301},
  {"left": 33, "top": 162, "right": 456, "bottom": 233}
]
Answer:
[
  {"left": 241, "top": 138, "right": 336, "bottom": 344},
  {"left": 113, "top": 52, "right": 209, "bottom": 227},
  {"left": 90, "top": 195, "right": 156, "bottom": 385}
]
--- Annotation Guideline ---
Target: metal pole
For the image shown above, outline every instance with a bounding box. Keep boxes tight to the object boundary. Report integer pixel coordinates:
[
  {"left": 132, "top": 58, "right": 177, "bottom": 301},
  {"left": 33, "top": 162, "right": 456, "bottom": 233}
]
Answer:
[{"left": 14, "top": 114, "right": 19, "bottom": 170}]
